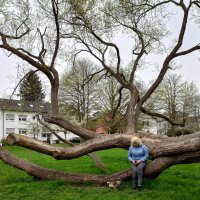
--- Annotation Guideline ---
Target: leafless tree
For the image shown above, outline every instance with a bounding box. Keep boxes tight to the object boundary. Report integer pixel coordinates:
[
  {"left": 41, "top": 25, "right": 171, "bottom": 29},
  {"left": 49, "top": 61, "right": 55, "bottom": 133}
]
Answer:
[
  {"left": 59, "top": 58, "right": 99, "bottom": 127},
  {"left": 145, "top": 73, "right": 200, "bottom": 135}
]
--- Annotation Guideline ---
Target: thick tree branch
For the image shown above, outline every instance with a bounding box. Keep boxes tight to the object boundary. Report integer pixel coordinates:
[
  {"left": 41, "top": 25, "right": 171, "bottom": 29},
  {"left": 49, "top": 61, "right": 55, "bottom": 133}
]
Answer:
[
  {"left": 6, "top": 132, "right": 200, "bottom": 160},
  {"left": 0, "top": 147, "right": 105, "bottom": 184},
  {"left": 44, "top": 114, "right": 99, "bottom": 140},
  {"left": 6, "top": 134, "right": 132, "bottom": 159},
  {"left": 50, "top": 0, "right": 60, "bottom": 68},
  {"left": 0, "top": 146, "right": 199, "bottom": 184}
]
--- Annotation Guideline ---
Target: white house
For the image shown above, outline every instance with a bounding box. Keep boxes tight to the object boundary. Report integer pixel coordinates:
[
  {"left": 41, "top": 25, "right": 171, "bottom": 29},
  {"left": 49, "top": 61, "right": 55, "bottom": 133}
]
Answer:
[
  {"left": 140, "top": 114, "right": 169, "bottom": 135},
  {"left": 0, "top": 98, "right": 79, "bottom": 144}
]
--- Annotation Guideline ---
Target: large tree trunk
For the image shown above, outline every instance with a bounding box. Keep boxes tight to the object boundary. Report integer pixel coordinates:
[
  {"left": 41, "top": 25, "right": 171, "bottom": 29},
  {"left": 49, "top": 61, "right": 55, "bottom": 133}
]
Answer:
[
  {"left": 126, "top": 93, "right": 140, "bottom": 134},
  {"left": 0, "top": 132, "right": 199, "bottom": 185}
]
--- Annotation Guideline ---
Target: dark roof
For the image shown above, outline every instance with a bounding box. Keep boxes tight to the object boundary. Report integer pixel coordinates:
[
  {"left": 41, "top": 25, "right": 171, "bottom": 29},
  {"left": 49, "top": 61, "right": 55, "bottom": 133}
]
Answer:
[{"left": 0, "top": 98, "right": 51, "bottom": 113}]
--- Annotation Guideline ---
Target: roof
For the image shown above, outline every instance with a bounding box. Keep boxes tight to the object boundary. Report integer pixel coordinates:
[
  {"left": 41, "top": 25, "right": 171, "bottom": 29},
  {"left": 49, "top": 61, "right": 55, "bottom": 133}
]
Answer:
[{"left": 0, "top": 98, "right": 51, "bottom": 113}]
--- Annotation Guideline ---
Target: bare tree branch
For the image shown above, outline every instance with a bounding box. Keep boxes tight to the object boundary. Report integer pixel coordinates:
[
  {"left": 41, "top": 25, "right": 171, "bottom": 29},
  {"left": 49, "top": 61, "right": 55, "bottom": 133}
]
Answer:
[
  {"left": 141, "top": 107, "right": 185, "bottom": 127},
  {"left": 50, "top": 0, "right": 60, "bottom": 68},
  {"left": 174, "top": 45, "right": 200, "bottom": 57},
  {"left": 9, "top": 69, "right": 39, "bottom": 100},
  {"left": 137, "top": 1, "right": 191, "bottom": 109}
]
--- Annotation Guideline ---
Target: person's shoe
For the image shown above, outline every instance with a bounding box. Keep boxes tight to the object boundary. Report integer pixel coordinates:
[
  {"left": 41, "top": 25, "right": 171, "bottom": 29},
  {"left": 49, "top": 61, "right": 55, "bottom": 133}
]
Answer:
[
  {"left": 133, "top": 186, "right": 138, "bottom": 190},
  {"left": 138, "top": 186, "right": 142, "bottom": 191}
]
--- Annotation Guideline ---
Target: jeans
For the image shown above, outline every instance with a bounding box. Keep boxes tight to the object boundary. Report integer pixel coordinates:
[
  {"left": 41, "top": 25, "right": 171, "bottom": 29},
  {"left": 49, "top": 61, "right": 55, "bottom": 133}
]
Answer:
[{"left": 132, "top": 161, "right": 147, "bottom": 187}]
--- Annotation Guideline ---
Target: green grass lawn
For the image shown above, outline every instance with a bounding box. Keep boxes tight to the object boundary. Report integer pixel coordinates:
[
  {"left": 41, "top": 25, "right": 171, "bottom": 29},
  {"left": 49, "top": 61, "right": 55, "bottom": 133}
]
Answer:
[{"left": 0, "top": 146, "right": 199, "bottom": 200}]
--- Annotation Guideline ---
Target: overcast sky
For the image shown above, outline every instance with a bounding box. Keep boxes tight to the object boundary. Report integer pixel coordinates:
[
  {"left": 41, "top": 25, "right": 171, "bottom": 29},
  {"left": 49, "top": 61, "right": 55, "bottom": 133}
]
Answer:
[
  {"left": 0, "top": 51, "right": 19, "bottom": 98},
  {"left": 1, "top": 4, "right": 200, "bottom": 99}
]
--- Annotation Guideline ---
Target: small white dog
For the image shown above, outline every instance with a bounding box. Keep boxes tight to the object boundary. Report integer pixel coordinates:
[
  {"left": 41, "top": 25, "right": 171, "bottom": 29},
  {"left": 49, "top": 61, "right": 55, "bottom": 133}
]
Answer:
[{"left": 107, "top": 180, "right": 121, "bottom": 189}]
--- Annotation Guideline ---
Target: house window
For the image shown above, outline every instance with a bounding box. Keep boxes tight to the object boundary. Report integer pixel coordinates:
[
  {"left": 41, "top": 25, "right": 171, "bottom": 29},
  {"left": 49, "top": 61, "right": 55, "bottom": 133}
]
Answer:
[
  {"left": 6, "top": 114, "right": 15, "bottom": 121},
  {"left": 42, "top": 134, "right": 47, "bottom": 137},
  {"left": 6, "top": 128, "right": 15, "bottom": 134},
  {"left": 32, "top": 116, "right": 36, "bottom": 120},
  {"left": 19, "top": 128, "right": 27, "bottom": 134},
  {"left": 19, "top": 115, "right": 27, "bottom": 121}
]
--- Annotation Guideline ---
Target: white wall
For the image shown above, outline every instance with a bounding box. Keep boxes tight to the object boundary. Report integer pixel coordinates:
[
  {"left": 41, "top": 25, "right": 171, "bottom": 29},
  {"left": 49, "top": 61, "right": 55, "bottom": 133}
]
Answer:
[
  {"left": 0, "top": 110, "right": 4, "bottom": 139},
  {"left": 0, "top": 110, "right": 37, "bottom": 140},
  {"left": 0, "top": 109, "right": 79, "bottom": 144}
]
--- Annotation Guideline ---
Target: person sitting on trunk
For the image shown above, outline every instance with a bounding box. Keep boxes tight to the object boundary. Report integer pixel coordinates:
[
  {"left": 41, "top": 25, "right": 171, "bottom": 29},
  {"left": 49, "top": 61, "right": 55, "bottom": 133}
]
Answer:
[{"left": 128, "top": 136, "right": 149, "bottom": 191}]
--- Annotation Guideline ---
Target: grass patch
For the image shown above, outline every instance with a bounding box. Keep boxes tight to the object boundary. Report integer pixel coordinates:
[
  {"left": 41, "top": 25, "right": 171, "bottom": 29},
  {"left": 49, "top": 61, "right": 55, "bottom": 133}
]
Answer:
[{"left": 0, "top": 146, "right": 199, "bottom": 200}]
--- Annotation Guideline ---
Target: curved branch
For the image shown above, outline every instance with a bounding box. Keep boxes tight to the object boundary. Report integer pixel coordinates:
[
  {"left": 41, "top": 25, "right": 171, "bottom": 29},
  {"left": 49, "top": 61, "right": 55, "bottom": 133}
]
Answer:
[
  {"left": 6, "top": 134, "right": 132, "bottom": 159},
  {"left": 71, "top": 16, "right": 121, "bottom": 72},
  {"left": 37, "top": 28, "right": 47, "bottom": 65},
  {"left": 0, "top": 27, "right": 30, "bottom": 40},
  {"left": 174, "top": 44, "right": 200, "bottom": 58},
  {"left": 0, "top": 147, "right": 105, "bottom": 184},
  {"left": 141, "top": 107, "right": 185, "bottom": 127},
  {"left": 0, "top": 146, "right": 199, "bottom": 184},
  {"left": 84, "top": 68, "right": 106, "bottom": 86},
  {"left": 44, "top": 114, "right": 100, "bottom": 140},
  {"left": 6, "top": 132, "right": 200, "bottom": 160}
]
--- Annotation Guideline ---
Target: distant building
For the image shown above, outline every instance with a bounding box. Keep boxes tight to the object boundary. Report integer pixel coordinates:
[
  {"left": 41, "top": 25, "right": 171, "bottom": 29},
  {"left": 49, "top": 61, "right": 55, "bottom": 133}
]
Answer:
[
  {"left": 95, "top": 125, "right": 109, "bottom": 134},
  {"left": 140, "top": 114, "right": 168, "bottom": 135},
  {"left": 0, "top": 98, "right": 78, "bottom": 144}
]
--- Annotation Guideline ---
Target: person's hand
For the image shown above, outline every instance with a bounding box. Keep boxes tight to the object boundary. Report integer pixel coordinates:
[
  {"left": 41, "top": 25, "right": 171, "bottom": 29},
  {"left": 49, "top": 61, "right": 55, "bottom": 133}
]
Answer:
[
  {"left": 132, "top": 160, "right": 136, "bottom": 165},
  {"left": 135, "top": 160, "right": 142, "bottom": 165}
]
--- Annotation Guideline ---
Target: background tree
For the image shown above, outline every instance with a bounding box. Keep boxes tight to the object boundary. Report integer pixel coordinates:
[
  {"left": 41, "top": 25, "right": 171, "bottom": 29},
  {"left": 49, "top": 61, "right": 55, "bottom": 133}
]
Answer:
[
  {"left": 145, "top": 73, "right": 200, "bottom": 136},
  {"left": 180, "top": 83, "right": 200, "bottom": 132},
  {"left": 95, "top": 76, "right": 129, "bottom": 133},
  {"left": 59, "top": 59, "right": 99, "bottom": 127},
  {"left": 19, "top": 70, "right": 45, "bottom": 102}
]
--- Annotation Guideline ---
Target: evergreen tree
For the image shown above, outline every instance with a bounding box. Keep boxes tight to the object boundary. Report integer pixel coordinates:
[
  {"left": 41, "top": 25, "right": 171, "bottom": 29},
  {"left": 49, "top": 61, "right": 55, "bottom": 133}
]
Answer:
[{"left": 19, "top": 71, "right": 45, "bottom": 102}]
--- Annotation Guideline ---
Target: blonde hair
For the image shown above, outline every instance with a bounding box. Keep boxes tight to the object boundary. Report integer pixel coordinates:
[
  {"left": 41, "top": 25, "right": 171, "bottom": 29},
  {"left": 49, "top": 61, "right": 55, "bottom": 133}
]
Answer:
[{"left": 131, "top": 136, "right": 142, "bottom": 147}]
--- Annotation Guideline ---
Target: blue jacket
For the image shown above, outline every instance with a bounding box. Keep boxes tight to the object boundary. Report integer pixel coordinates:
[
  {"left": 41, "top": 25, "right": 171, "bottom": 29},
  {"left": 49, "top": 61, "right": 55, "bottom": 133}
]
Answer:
[{"left": 128, "top": 144, "right": 149, "bottom": 162}]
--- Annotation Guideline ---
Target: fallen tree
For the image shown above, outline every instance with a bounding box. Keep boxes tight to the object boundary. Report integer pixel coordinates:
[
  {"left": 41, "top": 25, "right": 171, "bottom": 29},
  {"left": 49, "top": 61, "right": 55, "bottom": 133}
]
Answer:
[{"left": 0, "top": 0, "right": 200, "bottom": 186}]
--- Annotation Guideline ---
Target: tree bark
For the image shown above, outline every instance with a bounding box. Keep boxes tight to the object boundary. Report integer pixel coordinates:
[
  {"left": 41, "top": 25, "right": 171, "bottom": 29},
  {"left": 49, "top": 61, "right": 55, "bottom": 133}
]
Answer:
[
  {"left": 126, "top": 92, "right": 140, "bottom": 134},
  {"left": 6, "top": 133, "right": 200, "bottom": 160},
  {"left": 45, "top": 114, "right": 99, "bottom": 140}
]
